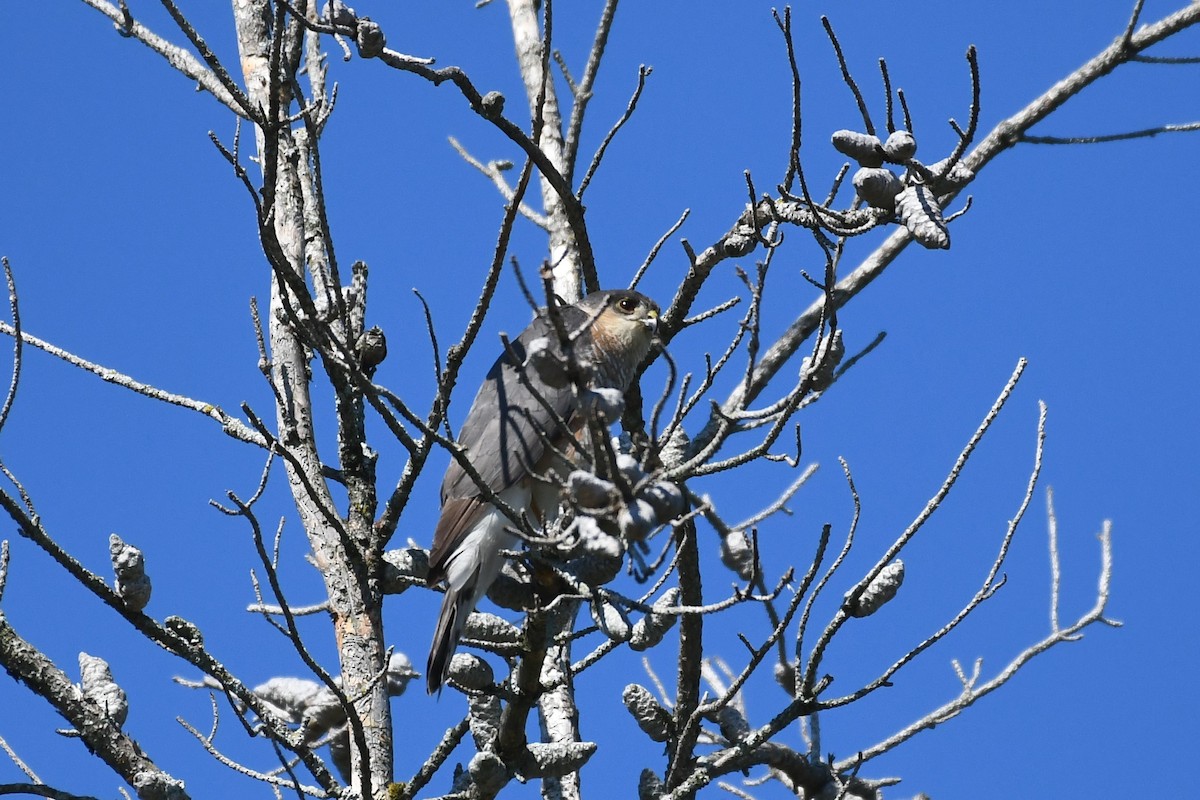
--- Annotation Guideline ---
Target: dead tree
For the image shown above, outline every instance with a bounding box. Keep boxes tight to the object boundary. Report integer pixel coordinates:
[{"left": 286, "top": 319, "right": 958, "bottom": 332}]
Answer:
[{"left": 1, "top": 1, "right": 1196, "bottom": 798}]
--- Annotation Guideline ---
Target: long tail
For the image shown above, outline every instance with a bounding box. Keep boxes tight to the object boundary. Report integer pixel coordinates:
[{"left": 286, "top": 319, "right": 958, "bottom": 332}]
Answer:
[
  {"left": 427, "top": 501, "right": 520, "bottom": 694},
  {"left": 427, "top": 585, "right": 468, "bottom": 694}
]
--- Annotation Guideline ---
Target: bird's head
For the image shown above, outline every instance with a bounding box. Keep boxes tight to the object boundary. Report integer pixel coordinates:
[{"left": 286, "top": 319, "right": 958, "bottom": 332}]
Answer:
[{"left": 580, "top": 289, "right": 659, "bottom": 355}]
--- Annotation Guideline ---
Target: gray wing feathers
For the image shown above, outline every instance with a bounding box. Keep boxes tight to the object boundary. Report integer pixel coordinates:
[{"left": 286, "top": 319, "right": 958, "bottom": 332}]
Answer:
[
  {"left": 430, "top": 308, "right": 585, "bottom": 578},
  {"left": 440, "top": 309, "right": 586, "bottom": 503}
]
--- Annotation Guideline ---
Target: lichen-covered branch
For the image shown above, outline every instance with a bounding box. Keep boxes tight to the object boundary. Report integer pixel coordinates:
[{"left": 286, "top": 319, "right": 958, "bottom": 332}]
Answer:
[{"left": 0, "top": 613, "right": 187, "bottom": 800}]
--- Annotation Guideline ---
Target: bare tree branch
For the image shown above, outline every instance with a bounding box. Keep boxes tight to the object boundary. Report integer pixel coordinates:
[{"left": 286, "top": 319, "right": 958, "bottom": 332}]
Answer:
[
  {"left": 0, "top": 322, "right": 268, "bottom": 448},
  {"left": 681, "top": 2, "right": 1200, "bottom": 435},
  {"left": 0, "top": 612, "right": 188, "bottom": 799},
  {"left": 77, "top": 0, "right": 250, "bottom": 115},
  {"left": 8, "top": 2, "right": 1188, "bottom": 796},
  {"left": 1021, "top": 120, "right": 1200, "bottom": 143},
  {"left": 838, "top": 519, "right": 1118, "bottom": 768}
]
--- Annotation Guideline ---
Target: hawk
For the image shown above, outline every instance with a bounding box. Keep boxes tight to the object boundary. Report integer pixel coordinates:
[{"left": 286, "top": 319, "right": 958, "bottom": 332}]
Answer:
[{"left": 426, "top": 289, "right": 660, "bottom": 693}]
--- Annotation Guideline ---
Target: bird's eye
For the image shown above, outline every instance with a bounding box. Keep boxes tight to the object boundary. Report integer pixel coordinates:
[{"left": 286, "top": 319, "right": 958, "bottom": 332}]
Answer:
[{"left": 616, "top": 297, "right": 638, "bottom": 314}]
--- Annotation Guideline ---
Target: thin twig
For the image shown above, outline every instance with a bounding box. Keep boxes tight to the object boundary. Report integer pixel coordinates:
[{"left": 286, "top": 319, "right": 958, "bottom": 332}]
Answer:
[
  {"left": 1132, "top": 53, "right": 1200, "bottom": 63},
  {"left": 0, "top": 322, "right": 268, "bottom": 448},
  {"left": 1047, "top": 485, "right": 1062, "bottom": 633},
  {"left": 803, "top": 360, "right": 1027, "bottom": 696},
  {"left": 879, "top": 58, "right": 895, "bottom": 134},
  {"left": 0, "top": 733, "right": 39, "bottom": 783},
  {"left": 823, "top": 399, "right": 1049, "bottom": 711},
  {"left": 396, "top": 717, "right": 471, "bottom": 800},
  {"left": 156, "top": 0, "right": 259, "bottom": 118},
  {"left": 837, "top": 518, "right": 1118, "bottom": 769},
  {"left": 563, "top": 0, "right": 621, "bottom": 171},
  {"left": 630, "top": 209, "right": 690, "bottom": 290},
  {"left": 78, "top": 0, "right": 249, "bottom": 115},
  {"left": 177, "top": 716, "right": 329, "bottom": 796},
  {"left": 1021, "top": 121, "right": 1200, "bottom": 144},
  {"left": 578, "top": 64, "right": 651, "bottom": 198},
  {"left": 448, "top": 136, "right": 551, "bottom": 228},
  {"left": 822, "top": 17, "right": 874, "bottom": 136},
  {"left": 0, "top": 259, "right": 22, "bottom": 435}
]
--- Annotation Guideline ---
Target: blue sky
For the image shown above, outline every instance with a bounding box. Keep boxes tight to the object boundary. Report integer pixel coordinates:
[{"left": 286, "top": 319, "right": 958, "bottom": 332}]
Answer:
[{"left": 1, "top": 2, "right": 1198, "bottom": 798}]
